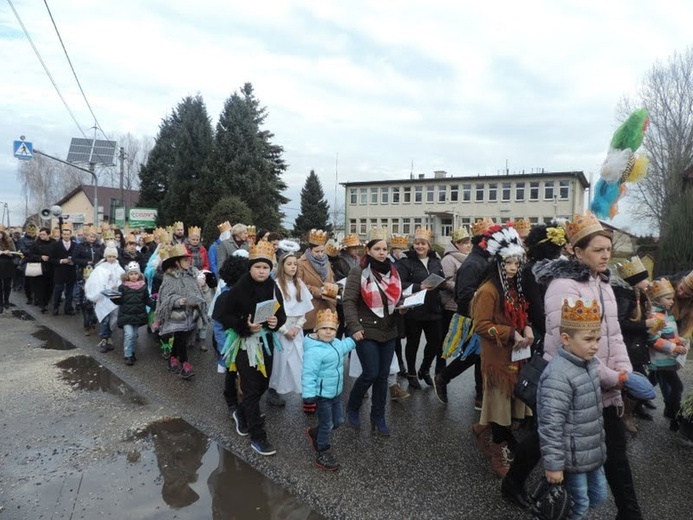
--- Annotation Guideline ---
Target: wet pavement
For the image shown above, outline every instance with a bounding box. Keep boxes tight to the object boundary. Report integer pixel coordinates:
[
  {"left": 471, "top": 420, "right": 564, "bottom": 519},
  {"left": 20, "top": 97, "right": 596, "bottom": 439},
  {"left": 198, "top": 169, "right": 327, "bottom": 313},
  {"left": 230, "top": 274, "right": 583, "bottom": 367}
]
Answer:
[{"left": 2, "top": 298, "right": 693, "bottom": 519}]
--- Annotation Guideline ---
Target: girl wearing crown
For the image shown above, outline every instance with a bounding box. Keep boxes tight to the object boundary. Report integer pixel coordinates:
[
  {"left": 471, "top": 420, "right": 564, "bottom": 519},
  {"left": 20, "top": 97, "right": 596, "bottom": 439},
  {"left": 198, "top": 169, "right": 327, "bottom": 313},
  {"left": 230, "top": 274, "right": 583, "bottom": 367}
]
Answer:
[{"left": 297, "top": 229, "right": 337, "bottom": 334}]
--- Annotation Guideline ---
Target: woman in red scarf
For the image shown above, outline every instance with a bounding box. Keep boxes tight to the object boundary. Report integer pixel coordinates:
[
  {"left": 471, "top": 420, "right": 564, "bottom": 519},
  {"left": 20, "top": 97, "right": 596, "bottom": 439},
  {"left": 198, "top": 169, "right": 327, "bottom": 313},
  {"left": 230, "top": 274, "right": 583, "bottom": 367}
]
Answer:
[{"left": 342, "top": 235, "right": 402, "bottom": 435}]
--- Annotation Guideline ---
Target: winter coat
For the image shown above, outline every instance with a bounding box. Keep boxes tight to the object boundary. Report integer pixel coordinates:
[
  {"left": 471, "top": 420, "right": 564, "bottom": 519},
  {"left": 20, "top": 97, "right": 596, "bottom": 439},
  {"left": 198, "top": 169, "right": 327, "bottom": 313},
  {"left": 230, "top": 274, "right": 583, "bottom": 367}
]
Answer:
[
  {"left": 0, "top": 238, "right": 16, "bottom": 279},
  {"left": 118, "top": 249, "right": 146, "bottom": 272},
  {"left": 454, "top": 245, "right": 491, "bottom": 317},
  {"left": 396, "top": 249, "right": 444, "bottom": 321},
  {"left": 186, "top": 243, "right": 210, "bottom": 271},
  {"left": 156, "top": 267, "right": 211, "bottom": 335},
  {"left": 26, "top": 238, "right": 54, "bottom": 276},
  {"left": 50, "top": 239, "right": 77, "bottom": 284},
  {"left": 440, "top": 243, "right": 468, "bottom": 312},
  {"left": 612, "top": 279, "right": 650, "bottom": 367},
  {"left": 73, "top": 241, "right": 104, "bottom": 274},
  {"left": 302, "top": 334, "right": 356, "bottom": 399},
  {"left": 208, "top": 239, "right": 221, "bottom": 277},
  {"left": 297, "top": 253, "right": 336, "bottom": 331},
  {"left": 17, "top": 234, "right": 36, "bottom": 256},
  {"left": 534, "top": 258, "right": 632, "bottom": 409},
  {"left": 523, "top": 260, "right": 547, "bottom": 342},
  {"left": 647, "top": 305, "right": 683, "bottom": 370},
  {"left": 342, "top": 265, "right": 400, "bottom": 343},
  {"left": 331, "top": 252, "right": 358, "bottom": 281},
  {"left": 215, "top": 238, "right": 249, "bottom": 275},
  {"left": 116, "top": 280, "right": 151, "bottom": 327},
  {"left": 537, "top": 347, "right": 606, "bottom": 474}
]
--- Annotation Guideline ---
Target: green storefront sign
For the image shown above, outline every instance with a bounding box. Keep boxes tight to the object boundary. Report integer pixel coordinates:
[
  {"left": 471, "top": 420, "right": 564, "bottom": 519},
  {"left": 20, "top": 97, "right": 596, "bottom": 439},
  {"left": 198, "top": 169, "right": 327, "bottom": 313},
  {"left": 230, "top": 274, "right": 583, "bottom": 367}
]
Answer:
[{"left": 129, "top": 208, "right": 158, "bottom": 229}]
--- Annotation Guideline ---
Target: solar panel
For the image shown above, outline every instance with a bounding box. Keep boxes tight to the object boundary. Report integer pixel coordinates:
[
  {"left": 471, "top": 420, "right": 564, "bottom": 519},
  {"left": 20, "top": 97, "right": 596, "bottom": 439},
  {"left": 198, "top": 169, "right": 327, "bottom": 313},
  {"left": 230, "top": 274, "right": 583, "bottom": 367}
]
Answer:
[{"left": 66, "top": 138, "right": 117, "bottom": 165}]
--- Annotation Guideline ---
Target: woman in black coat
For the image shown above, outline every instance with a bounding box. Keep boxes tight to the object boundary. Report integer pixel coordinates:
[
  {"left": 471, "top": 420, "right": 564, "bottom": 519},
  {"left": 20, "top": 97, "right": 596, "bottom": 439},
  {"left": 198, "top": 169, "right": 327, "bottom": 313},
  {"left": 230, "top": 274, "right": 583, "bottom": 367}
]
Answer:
[{"left": 25, "top": 227, "right": 55, "bottom": 313}]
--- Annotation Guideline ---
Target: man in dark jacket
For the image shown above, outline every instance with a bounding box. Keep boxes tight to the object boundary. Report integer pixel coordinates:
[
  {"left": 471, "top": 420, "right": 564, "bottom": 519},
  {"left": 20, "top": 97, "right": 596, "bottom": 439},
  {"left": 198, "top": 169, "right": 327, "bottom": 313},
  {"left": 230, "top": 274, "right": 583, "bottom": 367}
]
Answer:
[
  {"left": 17, "top": 224, "right": 37, "bottom": 301},
  {"left": 50, "top": 227, "right": 77, "bottom": 315}
]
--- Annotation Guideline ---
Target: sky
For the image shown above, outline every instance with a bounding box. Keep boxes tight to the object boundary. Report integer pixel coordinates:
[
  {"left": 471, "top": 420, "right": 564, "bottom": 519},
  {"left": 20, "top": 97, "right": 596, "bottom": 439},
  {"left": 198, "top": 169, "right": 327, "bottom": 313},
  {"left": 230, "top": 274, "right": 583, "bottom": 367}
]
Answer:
[{"left": 1, "top": 0, "right": 691, "bottom": 232}]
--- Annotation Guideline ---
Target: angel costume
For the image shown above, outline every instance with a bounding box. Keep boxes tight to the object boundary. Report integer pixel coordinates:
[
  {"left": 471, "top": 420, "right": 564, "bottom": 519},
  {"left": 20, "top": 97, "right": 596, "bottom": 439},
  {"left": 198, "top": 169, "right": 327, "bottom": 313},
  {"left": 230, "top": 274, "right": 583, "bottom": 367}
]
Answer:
[
  {"left": 84, "top": 259, "right": 125, "bottom": 328},
  {"left": 270, "top": 278, "right": 314, "bottom": 395}
]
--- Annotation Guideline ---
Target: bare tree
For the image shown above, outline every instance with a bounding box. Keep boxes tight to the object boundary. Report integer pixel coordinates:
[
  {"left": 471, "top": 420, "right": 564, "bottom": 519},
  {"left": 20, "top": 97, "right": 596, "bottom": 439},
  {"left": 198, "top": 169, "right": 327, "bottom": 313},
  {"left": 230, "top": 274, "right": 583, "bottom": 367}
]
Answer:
[
  {"left": 619, "top": 47, "right": 693, "bottom": 233},
  {"left": 115, "top": 132, "right": 153, "bottom": 191}
]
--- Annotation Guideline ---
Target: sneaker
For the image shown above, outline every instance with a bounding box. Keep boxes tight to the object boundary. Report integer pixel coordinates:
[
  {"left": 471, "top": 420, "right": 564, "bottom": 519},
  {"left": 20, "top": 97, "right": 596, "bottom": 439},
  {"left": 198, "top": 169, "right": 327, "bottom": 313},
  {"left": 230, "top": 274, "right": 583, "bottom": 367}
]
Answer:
[
  {"left": 267, "top": 388, "right": 286, "bottom": 407},
  {"left": 306, "top": 427, "right": 318, "bottom": 452},
  {"left": 168, "top": 356, "right": 181, "bottom": 375},
  {"left": 433, "top": 374, "right": 448, "bottom": 404},
  {"left": 106, "top": 337, "right": 113, "bottom": 348},
  {"left": 232, "top": 410, "right": 249, "bottom": 437},
  {"left": 124, "top": 356, "right": 135, "bottom": 366},
  {"left": 97, "top": 339, "right": 109, "bottom": 353},
  {"left": 180, "top": 361, "right": 195, "bottom": 379},
  {"left": 227, "top": 405, "right": 237, "bottom": 421},
  {"left": 251, "top": 438, "right": 276, "bottom": 456},
  {"left": 389, "top": 383, "right": 410, "bottom": 401},
  {"left": 474, "top": 396, "right": 483, "bottom": 411},
  {"left": 315, "top": 450, "right": 340, "bottom": 471}
]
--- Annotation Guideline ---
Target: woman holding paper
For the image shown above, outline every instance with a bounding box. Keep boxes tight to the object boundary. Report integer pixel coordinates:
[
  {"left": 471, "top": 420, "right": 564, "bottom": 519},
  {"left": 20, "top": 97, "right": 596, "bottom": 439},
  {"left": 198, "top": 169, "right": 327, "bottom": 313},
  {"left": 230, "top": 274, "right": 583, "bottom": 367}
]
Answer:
[
  {"left": 470, "top": 224, "right": 532, "bottom": 478},
  {"left": 343, "top": 231, "right": 402, "bottom": 435},
  {"left": 395, "top": 227, "right": 445, "bottom": 390}
]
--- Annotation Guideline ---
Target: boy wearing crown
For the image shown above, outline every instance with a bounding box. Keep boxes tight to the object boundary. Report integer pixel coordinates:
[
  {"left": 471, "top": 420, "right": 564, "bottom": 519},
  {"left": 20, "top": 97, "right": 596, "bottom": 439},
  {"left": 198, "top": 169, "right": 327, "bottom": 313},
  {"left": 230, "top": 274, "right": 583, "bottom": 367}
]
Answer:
[
  {"left": 537, "top": 298, "right": 607, "bottom": 519},
  {"left": 302, "top": 308, "right": 357, "bottom": 471}
]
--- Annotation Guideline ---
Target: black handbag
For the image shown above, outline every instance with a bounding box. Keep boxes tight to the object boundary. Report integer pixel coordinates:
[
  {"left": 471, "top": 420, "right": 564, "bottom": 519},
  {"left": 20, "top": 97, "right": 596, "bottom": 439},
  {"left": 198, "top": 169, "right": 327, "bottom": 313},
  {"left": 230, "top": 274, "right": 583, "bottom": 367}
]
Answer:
[{"left": 514, "top": 351, "right": 548, "bottom": 410}]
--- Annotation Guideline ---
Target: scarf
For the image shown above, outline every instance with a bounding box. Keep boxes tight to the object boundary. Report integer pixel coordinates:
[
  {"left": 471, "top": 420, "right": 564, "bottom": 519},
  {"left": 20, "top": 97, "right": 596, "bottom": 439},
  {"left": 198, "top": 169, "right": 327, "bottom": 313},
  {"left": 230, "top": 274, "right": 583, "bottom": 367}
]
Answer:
[
  {"left": 123, "top": 280, "right": 145, "bottom": 290},
  {"left": 360, "top": 256, "right": 401, "bottom": 318},
  {"left": 156, "top": 267, "right": 210, "bottom": 328},
  {"left": 305, "top": 248, "right": 328, "bottom": 281},
  {"left": 188, "top": 244, "right": 204, "bottom": 270}
]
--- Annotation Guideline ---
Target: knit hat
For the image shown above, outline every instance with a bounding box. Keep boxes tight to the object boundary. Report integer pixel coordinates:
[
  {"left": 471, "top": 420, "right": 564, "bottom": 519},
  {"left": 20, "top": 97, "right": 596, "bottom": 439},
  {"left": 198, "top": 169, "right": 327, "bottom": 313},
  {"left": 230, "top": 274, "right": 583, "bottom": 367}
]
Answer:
[
  {"left": 104, "top": 246, "right": 118, "bottom": 258},
  {"left": 616, "top": 256, "right": 648, "bottom": 286},
  {"left": 125, "top": 261, "right": 141, "bottom": 274}
]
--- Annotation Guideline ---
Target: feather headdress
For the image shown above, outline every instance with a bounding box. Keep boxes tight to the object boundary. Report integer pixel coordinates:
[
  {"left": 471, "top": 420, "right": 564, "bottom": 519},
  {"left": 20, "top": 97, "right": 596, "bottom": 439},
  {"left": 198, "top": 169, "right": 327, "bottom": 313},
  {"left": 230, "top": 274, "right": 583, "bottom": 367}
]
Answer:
[{"left": 482, "top": 225, "right": 526, "bottom": 261}]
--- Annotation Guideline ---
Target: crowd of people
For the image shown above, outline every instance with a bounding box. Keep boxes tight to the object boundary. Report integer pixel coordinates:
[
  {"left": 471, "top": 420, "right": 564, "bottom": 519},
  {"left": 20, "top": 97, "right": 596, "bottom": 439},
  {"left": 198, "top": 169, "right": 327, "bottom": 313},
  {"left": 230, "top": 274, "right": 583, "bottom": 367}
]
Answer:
[{"left": 3, "top": 211, "right": 693, "bottom": 518}]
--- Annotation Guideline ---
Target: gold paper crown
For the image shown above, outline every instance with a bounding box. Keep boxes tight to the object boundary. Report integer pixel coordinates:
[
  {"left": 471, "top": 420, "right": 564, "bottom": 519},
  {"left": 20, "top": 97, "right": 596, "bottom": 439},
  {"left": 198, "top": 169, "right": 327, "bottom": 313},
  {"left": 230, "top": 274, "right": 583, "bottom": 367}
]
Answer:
[
  {"left": 82, "top": 225, "right": 97, "bottom": 235},
  {"left": 25, "top": 223, "right": 37, "bottom": 232},
  {"left": 308, "top": 228, "right": 328, "bottom": 246},
  {"left": 472, "top": 217, "right": 495, "bottom": 236},
  {"left": 217, "top": 221, "right": 232, "bottom": 234},
  {"left": 369, "top": 227, "right": 387, "bottom": 242},
  {"left": 249, "top": 240, "right": 275, "bottom": 263},
  {"left": 124, "top": 234, "right": 137, "bottom": 244},
  {"left": 315, "top": 308, "right": 339, "bottom": 330},
  {"left": 61, "top": 222, "right": 74, "bottom": 231},
  {"left": 102, "top": 229, "right": 115, "bottom": 240},
  {"left": 173, "top": 221, "right": 184, "bottom": 230},
  {"left": 617, "top": 256, "right": 647, "bottom": 281},
  {"left": 165, "top": 225, "right": 174, "bottom": 236},
  {"left": 247, "top": 225, "right": 257, "bottom": 237},
  {"left": 343, "top": 234, "right": 361, "bottom": 248},
  {"left": 390, "top": 234, "right": 409, "bottom": 248},
  {"left": 325, "top": 239, "right": 340, "bottom": 257},
  {"left": 321, "top": 282, "right": 339, "bottom": 299},
  {"left": 158, "top": 243, "right": 190, "bottom": 264},
  {"left": 561, "top": 298, "right": 602, "bottom": 330},
  {"left": 451, "top": 226, "right": 470, "bottom": 242},
  {"left": 153, "top": 227, "right": 167, "bottom": 240},
  {"left": 648, "top": 278, "right": 674, "bottom": 300},
  {"left": 100, "top": 222, "right": 111, "bottom": 230},
  {"left": 414, "top": 226, "right": 433, "bottom": 242},
  {"left": 682, "top": 271, "right": 693, "bottom": 296},
  {"left": 143, "top": 233, "right": 154, "bottom": 243},
  {"left": 513, "top": 218, "right": 532, "bottom": 237},
  {"left": 565, "top": 212, "right": 605, "bottom": 246},
  {"left": 188, "top": 226, "right": 202, "bottom": 237}
]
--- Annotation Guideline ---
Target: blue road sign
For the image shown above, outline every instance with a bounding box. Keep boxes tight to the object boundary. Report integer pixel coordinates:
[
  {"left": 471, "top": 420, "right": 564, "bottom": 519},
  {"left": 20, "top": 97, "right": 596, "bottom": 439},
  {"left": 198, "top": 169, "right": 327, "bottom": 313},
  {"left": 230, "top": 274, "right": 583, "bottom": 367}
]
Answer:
[{"left": 13, "top": 140, "right": 33, "bottom": 160}]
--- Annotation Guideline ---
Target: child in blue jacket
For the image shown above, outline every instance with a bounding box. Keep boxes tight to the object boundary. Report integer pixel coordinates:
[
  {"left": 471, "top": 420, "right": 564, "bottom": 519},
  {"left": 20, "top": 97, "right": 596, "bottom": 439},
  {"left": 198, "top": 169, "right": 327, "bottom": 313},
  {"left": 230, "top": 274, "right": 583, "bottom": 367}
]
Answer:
[{"left": 302, "top": 308, "right": 356, "bottom": 471}]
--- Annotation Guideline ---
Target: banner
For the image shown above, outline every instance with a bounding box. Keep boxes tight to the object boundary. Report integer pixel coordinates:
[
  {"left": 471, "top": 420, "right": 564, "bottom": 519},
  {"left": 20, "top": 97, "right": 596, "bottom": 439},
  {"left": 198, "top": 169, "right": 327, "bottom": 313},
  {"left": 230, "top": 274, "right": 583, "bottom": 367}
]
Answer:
[{"left": 129, "top": 208, "right": 158, "bottom": 229}]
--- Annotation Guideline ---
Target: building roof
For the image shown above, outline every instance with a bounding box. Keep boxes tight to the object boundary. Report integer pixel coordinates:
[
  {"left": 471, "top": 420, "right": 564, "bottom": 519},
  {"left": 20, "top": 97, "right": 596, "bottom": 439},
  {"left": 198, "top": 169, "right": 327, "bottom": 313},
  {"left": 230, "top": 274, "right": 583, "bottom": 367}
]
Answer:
[
  {"left": 56, "top": 184, "right": 140, "bottom": 207},
  {"left": 341, "top": 170, "right": 590, "bottom": 189}
]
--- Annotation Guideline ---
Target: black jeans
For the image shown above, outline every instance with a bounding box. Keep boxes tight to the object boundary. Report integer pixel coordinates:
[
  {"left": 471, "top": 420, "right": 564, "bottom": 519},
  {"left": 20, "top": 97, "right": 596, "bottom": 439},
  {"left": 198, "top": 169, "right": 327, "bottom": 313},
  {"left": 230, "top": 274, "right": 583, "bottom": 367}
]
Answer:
[
  {"left": 506, "top": 422, "right": 541, "bottom": 485},
  {"left": 171, "top": 330, "right": 193, "bottom": 363},
  {"left": 404, "top": 319, "right": 442, "bottom": 375},
  {"left": 0, "top": 277, "right": 11, "bottom": 307},
  {"left": 52, "top": 281, "right": 75, "bottom": 311},
  {"left": 603, "top": 406, "right": 643, "bottom": 520},
  {"left": 224, "top": 370, "right": 238, "bottom": 409},
  {"left": 235, "top": 348, "right": 273, "bottom": 442}
]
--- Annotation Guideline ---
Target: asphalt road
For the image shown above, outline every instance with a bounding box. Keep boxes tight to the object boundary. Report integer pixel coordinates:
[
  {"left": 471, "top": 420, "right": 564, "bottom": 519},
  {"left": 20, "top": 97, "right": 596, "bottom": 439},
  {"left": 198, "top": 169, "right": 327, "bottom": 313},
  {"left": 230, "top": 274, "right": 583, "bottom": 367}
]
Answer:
[{"left": 2, "top": 299, "right": 693, "bottom": 519}]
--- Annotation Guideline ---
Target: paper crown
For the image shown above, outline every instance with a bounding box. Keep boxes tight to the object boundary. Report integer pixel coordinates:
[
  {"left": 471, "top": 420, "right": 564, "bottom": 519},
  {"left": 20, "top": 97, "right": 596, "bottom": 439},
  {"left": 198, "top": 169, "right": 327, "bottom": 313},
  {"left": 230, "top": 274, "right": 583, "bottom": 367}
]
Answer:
[
  {"left": 617, "top": 256, "right": 648, "bottom": 284},
  {"left": 82, "top": 225, "right": 97, "bottom": 235},
  {"left": 0, "top": 225, "right": 6, "bottom": 232},
  {"left": 321, "top": 282, "right": 339, "bottom": 299},
  {"left": 82, "top": 265, "right": 94, "bottom": 279},
  {"left": 648, "top": 278, "right": 674, "bottom": 300},
  {"left": 414, "top": 226, "right": 433, "bottom": 242},
  {"left": 315, "top": 308, "right": 340, "bottom": 330},
  {"left": 25, "top": 223, "right": 37, "bottom": 232},
  {"left": 369, "top": 227, "right": 387, "bottom": 242},
  {"left": 249, "top": 240, "right": 275, "bottom": 264},
  {"left": 217, "top": 221, "right": 232, "bottom": 234},
  {"left": 513, "top": 218, "right": 532, "bottom": 237},
  {"left": 61, "top": 222, "right": 74, "bottom": 231},
  {"left": 100, "top": 222, "right": 111, "bottom": 230},
  {"left": 158, "top": 243, "right": 191, "bottom": 266},
  {"left": 247, "top": 225, "right": 257, "bottom": 237},
  {"left": 565, "top": 212, "right": 605, "bottom": 246},
  {"left": 153, "top": 227, "right": 167, "bottom": 240},
  {"left": 483, "top": 225, "right": 525, "bottom": 261},
  {"left": 165, "top": 225, "right": 174, "bottom": 236},
  {"left": 188, "top": 226, "right": 202, "bottom": 237},
  {"left": 325, "top": 239, "right": 340, "bottom": 257},
  {"left": 472, "top": 217, "right": 495, "bottom": 236},
  {"left": 451, "top": 226, "right": 470, "bottom": 242},
  {"left": 124, "top": 233, "right": 137, "bottom": 244},
  {"left": 173, "top": 221, "right": 184, "bottom": 230},
  {"left": 561, "top": 298, "right": 602, "bottom": 330},
  {"left": 143, "top": 233, "right": 154, "bottom": 243},
  {"left": 390, "top": 234, "right": 409, "bottom": 248},
  {"left": 102, "top": 229, "right": 115, "bottom": 240},
  {"left": 681, "top": 271, "right": 693, "bottom": 297},
  {"left": 343, "top": 233, "right": 361, "bottom": 248},
  {"left": 308, "top": 228, "right": 328, "bottom": 246}
]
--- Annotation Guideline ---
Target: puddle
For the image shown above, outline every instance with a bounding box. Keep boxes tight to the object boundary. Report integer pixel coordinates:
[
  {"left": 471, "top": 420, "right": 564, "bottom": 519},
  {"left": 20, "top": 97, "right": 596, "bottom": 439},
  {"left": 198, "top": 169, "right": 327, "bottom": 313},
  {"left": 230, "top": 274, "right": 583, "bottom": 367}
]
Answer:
[
  {"left": 31, "top": 327, "right": 76, "bottom": 350},
  {"left": 56, "top": 355, "right": 146, "bottom": 405},
  {"left": 11, "top": 309, "right": 35, "bottom": 320}
]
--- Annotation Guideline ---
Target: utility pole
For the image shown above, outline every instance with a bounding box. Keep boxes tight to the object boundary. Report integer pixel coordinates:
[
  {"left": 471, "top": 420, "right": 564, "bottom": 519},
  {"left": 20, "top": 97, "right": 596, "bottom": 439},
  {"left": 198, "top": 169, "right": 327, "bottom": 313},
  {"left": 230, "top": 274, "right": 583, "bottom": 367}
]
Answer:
[{"left": 119, "top": 146, "right": 126, "bottom": 213}]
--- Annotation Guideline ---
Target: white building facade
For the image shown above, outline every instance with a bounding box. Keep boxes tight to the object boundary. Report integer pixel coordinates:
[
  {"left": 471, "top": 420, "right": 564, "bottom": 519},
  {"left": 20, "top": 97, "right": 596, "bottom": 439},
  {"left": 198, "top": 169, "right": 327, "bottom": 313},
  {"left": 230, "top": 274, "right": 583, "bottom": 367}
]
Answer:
[{"left": 342, "top": 170, "right": 589, "bottom": 246}]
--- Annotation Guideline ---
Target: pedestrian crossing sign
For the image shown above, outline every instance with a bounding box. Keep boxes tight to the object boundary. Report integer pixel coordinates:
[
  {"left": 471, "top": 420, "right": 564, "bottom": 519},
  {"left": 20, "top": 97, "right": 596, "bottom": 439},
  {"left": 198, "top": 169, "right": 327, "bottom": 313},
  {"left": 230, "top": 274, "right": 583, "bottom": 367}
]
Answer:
[{"left": 13, "top": 140, "right": 33, "bottom": 160}]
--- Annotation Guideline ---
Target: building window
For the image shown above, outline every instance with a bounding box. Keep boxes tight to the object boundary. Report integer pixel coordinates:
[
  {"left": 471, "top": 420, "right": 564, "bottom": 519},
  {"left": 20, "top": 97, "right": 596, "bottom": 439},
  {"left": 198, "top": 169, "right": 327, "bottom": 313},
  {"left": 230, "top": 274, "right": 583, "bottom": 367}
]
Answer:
[
  {"left": 403, "top": 186, "right": 411, "bottom": 203},
  {"left": 349, "top": 219, "right": 357, "bottom": 233},
  {"left": 413, "top": 218, "right": 423, "bottom": 230},
  {"left": 516, "top": 182, "right": 525, "bottom": 201},
  {"left": 462, "top": 184, "right": 471, "bottom": 202},
  {"left": 402, "top": 218, "right": 411, "bottom": 235},
  {"left": 426, "top": 185, "right": 435, "bottom": 203},
  {"left": 450, "top": 184, "right": 459, "bottom": 202},
  {"left": 369, "top": 218, "right": 378, "bottom": 229},
  {"left": 529, "top": 181, "right": 539, "bottom": 200},
  {"left": 559, "top": 180, "right": 570, "bottom": 199},
  {"left": 360, "top": 188, "right": 367, "bottom": 205},
  {"left": 441, "top": 217, "right": 453, "bottom": 237},
  {"left": 391, "top": 219, "right": 400, "bottom": 234},
  {"left": 349, "top": 188, "right": 357, "bottom": 205},
  {"left": 544, "top": 181, "right": 554, "bottom": 200},
  {"left": 359, "top": 219, "right": 367, "bottom": 234},
  {"left": 461, "top": 217, "right": 471, "bottom": 227},
  {"left": 414, "top": 186, "right": 423, "bottom": 203},
  {"left": 543, "top": 216, "right": 553, "bottom": 224},
  {"left": 489, "top": 183, "right": 498, "bottom": 202},
  {"left": 476, "top": 183, "right": 484, "bottom": 202},
  {"left": 392, "top": 186, "right": 400, "bottom": 204},
  {"left": 438, "top": 185, "right": 447, "bottom": 203},
  {"left": 529, "top": 217, "right": 539, "bottom": 224},
  {"left": 502, "top": 182, "right": 511, "bottom": 201},
  {"left": 381, "top": 187, "right": 389, "bottom": 204},
  {"left": 370, "top": 188, "right": 378, "bottom": 204},
  {"left": 380, "top": 218, "right": 389, "bottom": 231}
]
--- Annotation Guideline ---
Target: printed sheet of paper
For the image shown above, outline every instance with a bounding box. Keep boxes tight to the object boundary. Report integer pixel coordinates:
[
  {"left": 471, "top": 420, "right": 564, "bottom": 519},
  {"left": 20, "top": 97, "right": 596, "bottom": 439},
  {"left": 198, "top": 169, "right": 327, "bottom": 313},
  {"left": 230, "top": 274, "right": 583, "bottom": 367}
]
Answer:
[
  {"left": 396, "top": 289, "right": 427, "bottom": 310},
  {"left": 511, "top": 345, "right": 532, "bottom": 362},
  {"left": 421, "top": 273, "right": 446, "bottom": 289},
  {"left": 253, "top": 299, "right": 277, "bottom": 324}
]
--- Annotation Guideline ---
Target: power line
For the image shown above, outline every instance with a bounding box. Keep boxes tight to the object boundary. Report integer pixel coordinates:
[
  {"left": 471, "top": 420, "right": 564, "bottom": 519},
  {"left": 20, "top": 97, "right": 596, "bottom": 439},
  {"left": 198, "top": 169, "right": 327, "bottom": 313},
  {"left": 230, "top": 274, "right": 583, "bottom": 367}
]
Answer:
[
  {"left": 42, "top": 0, "right": 112, "bottom": 142},
  {"left": 6, "top": 0, "right": 88, "bottom": 139}
]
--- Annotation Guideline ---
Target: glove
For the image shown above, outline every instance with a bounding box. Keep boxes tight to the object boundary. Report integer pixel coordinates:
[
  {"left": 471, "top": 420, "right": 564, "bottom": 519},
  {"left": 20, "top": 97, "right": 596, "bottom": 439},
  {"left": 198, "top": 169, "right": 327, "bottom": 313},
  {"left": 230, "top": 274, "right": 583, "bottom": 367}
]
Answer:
[{"left": 302, "top": 399, "right": 317, "bottom": 415}]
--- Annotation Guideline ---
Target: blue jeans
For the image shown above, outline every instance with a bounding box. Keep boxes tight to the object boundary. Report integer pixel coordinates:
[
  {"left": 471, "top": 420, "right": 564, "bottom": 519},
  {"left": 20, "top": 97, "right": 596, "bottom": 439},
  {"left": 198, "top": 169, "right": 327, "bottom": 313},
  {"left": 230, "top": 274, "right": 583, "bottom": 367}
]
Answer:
[
  {"left": 52, "top": 281, "right": 75, "bottom": 311},
  {"left": 564, "top": 467, "right": 607, "bottom": 519},
  {"left": 123, "top": 324, "right": 138, "bottom": 357},
  {"left": 316, "top": 396, "right": 344, "bottom": 451},
  {"left": 347, "top": 338, "right": 395, "bottom": 421},
  {"left": 99, "top": 310, "right": 117, "bottom": 339}
]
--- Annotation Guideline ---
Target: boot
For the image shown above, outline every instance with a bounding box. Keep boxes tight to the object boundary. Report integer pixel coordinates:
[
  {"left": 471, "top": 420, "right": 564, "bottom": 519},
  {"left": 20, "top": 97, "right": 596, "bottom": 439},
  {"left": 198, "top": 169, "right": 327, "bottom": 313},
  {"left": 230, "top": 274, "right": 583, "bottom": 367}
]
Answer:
[
  {"left": 471, "top": 423, "right": 492, "bottom": 458},
  {"left": 418, "top": 368, "right": 433, "bottom": 386},
  {"left": 623, "top": 396, "right": 638, "bottom": 434},
  {"left": 389, "top": 383, "right": 410, "bottom": 401},
  {"left": 407, "top": 374, "right": 422, "bottom": 390},
  {"left": 490, "top": 441, "right": 511, "bottom": 478},
  {"left": 371, "top": 418, "right": 391, "bottom": 436},
  {"left": 501, "top": 477, "right": 531, "bottom": 509},
  {"left": 346, "top": 408, "right": 361, "bottom": 429},
  {"left": 267, "top": 388, "right": 286, "bottom": 407},
  {"left": 433, "top": 374, "right": 448, "bottom": 404}
]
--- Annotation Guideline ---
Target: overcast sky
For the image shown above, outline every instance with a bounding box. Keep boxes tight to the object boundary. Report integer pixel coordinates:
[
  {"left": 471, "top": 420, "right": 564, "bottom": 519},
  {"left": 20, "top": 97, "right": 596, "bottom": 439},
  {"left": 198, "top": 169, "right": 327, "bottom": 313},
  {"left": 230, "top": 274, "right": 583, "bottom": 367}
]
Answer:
[{"left": 1, "top": 0, "right": 691, "bottom": 232}]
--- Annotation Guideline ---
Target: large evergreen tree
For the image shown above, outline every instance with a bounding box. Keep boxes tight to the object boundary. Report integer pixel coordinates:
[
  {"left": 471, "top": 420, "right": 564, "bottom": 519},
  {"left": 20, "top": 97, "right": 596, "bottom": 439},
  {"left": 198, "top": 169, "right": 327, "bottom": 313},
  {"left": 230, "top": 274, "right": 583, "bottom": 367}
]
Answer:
[
  {"left": 137, "top": 114, "right": 176, "bottom": 211},
  {"left": 293, "top": 169, "right": 332, "bottom": 237},
  {"left": 203, "top": 83, "right": 288, "bottom": 230}
]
